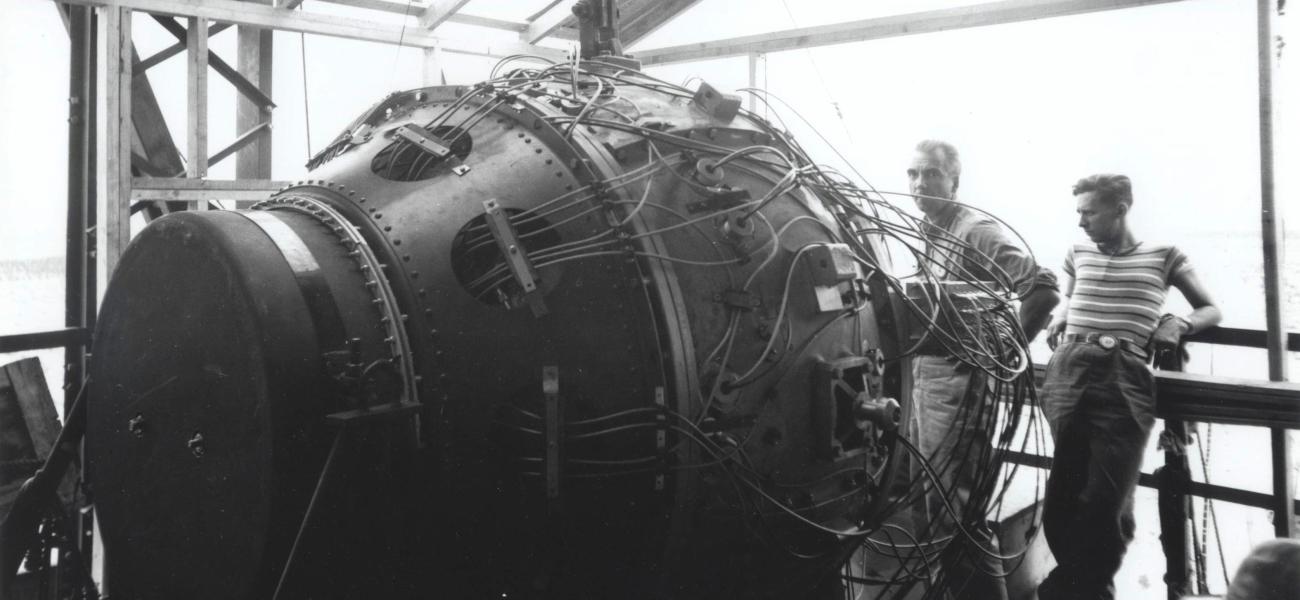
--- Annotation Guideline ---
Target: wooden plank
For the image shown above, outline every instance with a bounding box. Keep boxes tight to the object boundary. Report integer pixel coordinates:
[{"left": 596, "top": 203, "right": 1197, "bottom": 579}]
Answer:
[
  {"left": 105, "top": 7, "right": 133, "bottom": 276},
  {"left": 236, "top": 0, "right": 274, "bottom": 179},
  {"left": 0, "top": 357, "right": 73, "bottom": 523},
  {"left": 130, "top": 177, "right": 286, "bottom": 202},
  {"left": 152, "top": 15, "right": 275, "bottom": 110},
  {"left": 313, "top": 0, "right": 532, "bottom": 33},
  {"left": 187, "top": 15, "right": 209, "bottom": 180},
  {"left": 132, "top": 191, "right": 275, "bottom": 203},
  {"left": 1024, "top": 364, "right": 1300, "bottom": 429},
  {"left": 524, "top": 0, "right": 579, "bottom": 44},
  {"left": 417, "top": 0, "right": 471, "bottom": 31},
  {"left": 1004, "top": 450, "right": 1300, "bottom": 514},
  {"left": 1186, "top": 326, "right": 1300, "bottom": 352},
  {"left": 131, "top": 152, "right": 172, "bottom": 177},
  {"left": 448, "top": 12, "right": 533, "bottom": 34},
  {"left": 131, "top": 177, "right": 287, "bottom": 191},
  {"left": 211, "top": 121, "right": 271, "bottom": 169},
  {"left": 138, "top": 21, "right": 231, "bottom": 72},
  {"left": 520, "top": 0, "right": 688, "bottom": 44},
  {"left": 422, "top": 44, "right": 444, "bottom": 87},
  {"left": 314, "top": 0, "right": 427, "bottom": 13},
  {"left": 636, "top": 0, "right": 1187, "bottom": 65},
  {"left": 46, "top": 0, "right": 567, "bottom": 58},
  {"left": 53, "top": 0, "right": 183, "bottom": 183},
  {"left": 540, "top": 26, "right": 579, "bottom": 42},
  {"left": 746, "top": 52, "right": 759, "bottom": 112},
  {"left": 0, "top": 373, "right": 38, "bottom": 475},
  {"left": 1154, "top": 370, "right": 1300, "bottom": 429},
  {"left": 619, "top": 0, "right": 701, "bottom": 46},
  {"left": 1, "top": 359, "right": 61, "bottom": 461},
  {"left": 0, "top": 328, "right": 89, "bottom": 354},
  {"left": 130, "top": 47, "right": 188, "bottom": 177}
]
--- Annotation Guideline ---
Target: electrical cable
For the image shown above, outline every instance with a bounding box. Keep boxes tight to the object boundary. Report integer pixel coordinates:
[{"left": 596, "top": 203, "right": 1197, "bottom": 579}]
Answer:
[{"left": 405, "top": 57, "right": 1051, "bottom": 598}]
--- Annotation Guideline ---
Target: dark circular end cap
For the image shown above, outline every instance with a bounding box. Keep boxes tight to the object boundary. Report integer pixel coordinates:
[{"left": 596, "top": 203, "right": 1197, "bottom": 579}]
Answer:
[{"left": 88, "top": 211, "right": 321, "bottom": 600}]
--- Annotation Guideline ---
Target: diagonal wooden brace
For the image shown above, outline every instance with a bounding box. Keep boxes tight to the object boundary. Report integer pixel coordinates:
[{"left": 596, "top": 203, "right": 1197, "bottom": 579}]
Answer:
[
  {"left": 151, "top": 14, "right": 276, "bottom": 111},
  {"left": 138, "top": 22, "right": 233, "bottom": 72}
]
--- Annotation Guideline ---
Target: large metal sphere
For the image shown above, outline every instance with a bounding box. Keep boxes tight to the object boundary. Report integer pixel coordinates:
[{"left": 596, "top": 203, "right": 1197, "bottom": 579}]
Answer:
[{"left": 89, "top": 62, "right": 908, "bottom": 599}]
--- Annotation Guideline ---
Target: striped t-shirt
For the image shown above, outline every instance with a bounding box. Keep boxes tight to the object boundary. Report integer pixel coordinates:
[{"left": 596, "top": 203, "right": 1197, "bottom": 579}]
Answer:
[{"left": 1063, "top": 242, "right": 1194, "bottom": 345}]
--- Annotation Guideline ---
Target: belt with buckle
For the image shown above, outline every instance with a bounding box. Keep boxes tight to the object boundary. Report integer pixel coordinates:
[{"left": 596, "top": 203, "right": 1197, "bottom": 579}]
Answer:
[{"left": 1063, "top": 332, "right": 1149, "bottom": 360}]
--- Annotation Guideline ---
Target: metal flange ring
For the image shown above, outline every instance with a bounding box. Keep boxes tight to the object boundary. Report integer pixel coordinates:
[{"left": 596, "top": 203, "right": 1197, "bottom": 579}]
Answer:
[{"left": 255, "top": 196, "right": 419, "bottom": 408}]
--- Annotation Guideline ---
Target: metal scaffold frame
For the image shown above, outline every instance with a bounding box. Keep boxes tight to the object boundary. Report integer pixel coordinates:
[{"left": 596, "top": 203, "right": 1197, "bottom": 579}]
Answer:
[{"left": 0, "top": 1, "right": 1293, "bottom": 598}]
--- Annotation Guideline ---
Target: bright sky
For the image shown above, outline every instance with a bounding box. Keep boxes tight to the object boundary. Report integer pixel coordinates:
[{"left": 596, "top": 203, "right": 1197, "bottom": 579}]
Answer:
[{"left": 0, "top": 0, "right": 1295, "bottom": 335}]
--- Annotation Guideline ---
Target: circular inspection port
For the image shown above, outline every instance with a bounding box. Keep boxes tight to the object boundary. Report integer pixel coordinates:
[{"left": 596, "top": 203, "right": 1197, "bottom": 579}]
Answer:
[
  {"left": 371, "top": 124, "right": 473, "bottom": 181},
  {"left": 450, "top": 208, "right": 563, "bottom": 309}
]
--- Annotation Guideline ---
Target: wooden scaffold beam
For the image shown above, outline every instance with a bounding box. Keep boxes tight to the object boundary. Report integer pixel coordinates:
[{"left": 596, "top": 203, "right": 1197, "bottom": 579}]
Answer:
[
  {"left": 237, "top": 0, "right": 274, "bottom": 179},
  {"left": 45, "top": 0, "right": 567, "bottom": 59},
  {"left": 105, "top": 6, "right": 133, "bottom": 274},
  {"left": 635, "top": 0, "right": 1188, "bottom": 65},
  {"left": 186, "top": 14, "right": 209, "bottom": 181}
]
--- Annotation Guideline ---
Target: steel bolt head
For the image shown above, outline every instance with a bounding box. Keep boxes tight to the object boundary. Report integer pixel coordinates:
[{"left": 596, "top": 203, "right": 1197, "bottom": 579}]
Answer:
[
  {"left": 187, "top": 432, "right": 205, "bottom": 458},
  {"left": 127, "top": 413, "right": 146, "bottom": 438}
]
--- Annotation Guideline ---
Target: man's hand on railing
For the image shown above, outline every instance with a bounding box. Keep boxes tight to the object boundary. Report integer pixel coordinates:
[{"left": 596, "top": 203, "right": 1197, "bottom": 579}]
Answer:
[{"left": 1151, "top": 314, "right": 1192, "bottom": 356}]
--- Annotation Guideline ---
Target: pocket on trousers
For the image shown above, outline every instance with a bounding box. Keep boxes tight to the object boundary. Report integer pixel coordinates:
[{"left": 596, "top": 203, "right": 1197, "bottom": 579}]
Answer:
[
  {"left": 1117, "top": 354, "right": 1156, "bottom": 428},
  {"left": 1040, "top": 345, "right": 1085, "bottom": 426}
]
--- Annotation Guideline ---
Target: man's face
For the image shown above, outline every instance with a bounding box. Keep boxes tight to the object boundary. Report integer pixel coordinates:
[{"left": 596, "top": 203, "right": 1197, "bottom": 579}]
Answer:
[
  {"left": 1075, "top": 191, "right": 1126, "bottom": 244},
  {"left": 907, "top": 150, "right": 957, "bottom": 218}
]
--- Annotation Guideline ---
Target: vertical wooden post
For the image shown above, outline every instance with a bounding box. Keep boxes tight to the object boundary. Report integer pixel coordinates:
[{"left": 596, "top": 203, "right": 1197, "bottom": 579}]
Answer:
[
  {"left": 105, "top": 7, "right": 133, "bottom": 276},
  {"left": 186, "top": 16, "right": 209, "bottom": 183},
  {"left": 236, "top": 0, "right": 273, "bottom": 180},
  {"left": 422, "top": 43, "right": 444, "bottom": 87},
  {"left": 1256, "top": 0, "right": 1294, "bottom": 538},
  {"left": 1156, "top": 426, "right": 1194, "bottom": 598},
  {"left": 746, "top": 52, "right": 759, "bottom": 113}
]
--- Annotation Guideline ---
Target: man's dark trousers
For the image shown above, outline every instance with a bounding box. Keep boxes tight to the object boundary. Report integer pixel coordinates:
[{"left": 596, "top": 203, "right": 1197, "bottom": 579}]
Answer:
[{"left": 1039, "top": 342, "right": 1156, "bottom": 600}]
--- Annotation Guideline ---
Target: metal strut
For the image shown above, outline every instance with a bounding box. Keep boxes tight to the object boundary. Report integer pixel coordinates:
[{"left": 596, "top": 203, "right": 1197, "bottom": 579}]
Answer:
[
  {"left": 572, "top": 0, "right": 641, "bottom": 70},
  {"left": 272, "top": 400, "right": 420, "bottom": 600},
  {"left": 483, "top": 198, "right": 548, "bottom": 317},
  {"left": 543, "top": 366, "right": 563, "bottom": 509}
]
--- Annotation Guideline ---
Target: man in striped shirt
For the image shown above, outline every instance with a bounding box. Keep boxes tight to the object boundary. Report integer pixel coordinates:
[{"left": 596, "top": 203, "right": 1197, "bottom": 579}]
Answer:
[{"left": 1037, "top": 174, "right": 1221, "bottom": 600}]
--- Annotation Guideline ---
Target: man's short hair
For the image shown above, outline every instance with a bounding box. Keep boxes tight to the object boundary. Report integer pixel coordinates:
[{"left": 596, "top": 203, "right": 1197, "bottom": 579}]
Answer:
[
  {"left": 1073, "top": 174, "right": 1133, "bottom": 206},
  {"left": 914, "top": 139, "right": 961, "bottom": 178}
]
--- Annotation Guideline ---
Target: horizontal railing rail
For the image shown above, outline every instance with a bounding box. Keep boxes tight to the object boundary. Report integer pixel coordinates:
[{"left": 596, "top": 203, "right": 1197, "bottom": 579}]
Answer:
[
  {"left": 1185, "top": 326, "right": 1300, "bottom": 352},
  {"left": 1025, "top": 365, "right": 1300, "bottom": 429},
  {"left": 0, "top": 327, "right": 89, "bottom": 354},
  {"left": 1004, "top": 450, "right": 1300, "bottom": 514}
]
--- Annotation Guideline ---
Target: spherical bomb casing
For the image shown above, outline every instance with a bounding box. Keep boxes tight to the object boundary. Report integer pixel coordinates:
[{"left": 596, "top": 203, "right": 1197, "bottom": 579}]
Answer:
[{"left": 88, "top": 66, "right": 908, "bottom": 599}]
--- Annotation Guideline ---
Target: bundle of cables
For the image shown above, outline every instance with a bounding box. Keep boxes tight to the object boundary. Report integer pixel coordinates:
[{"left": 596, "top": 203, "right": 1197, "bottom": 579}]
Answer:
[{"left": 411, "top": 55, "right": 1049, "bottom": 599}]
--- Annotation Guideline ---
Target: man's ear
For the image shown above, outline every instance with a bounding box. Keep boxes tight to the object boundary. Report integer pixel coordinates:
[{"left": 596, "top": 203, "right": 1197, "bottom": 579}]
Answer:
[
  {"left": 952, "top": 176, "right": 960, "bottom": 194},
  {"left": 1117, "top": 202, "right": 1130, "bottom": 216}
]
